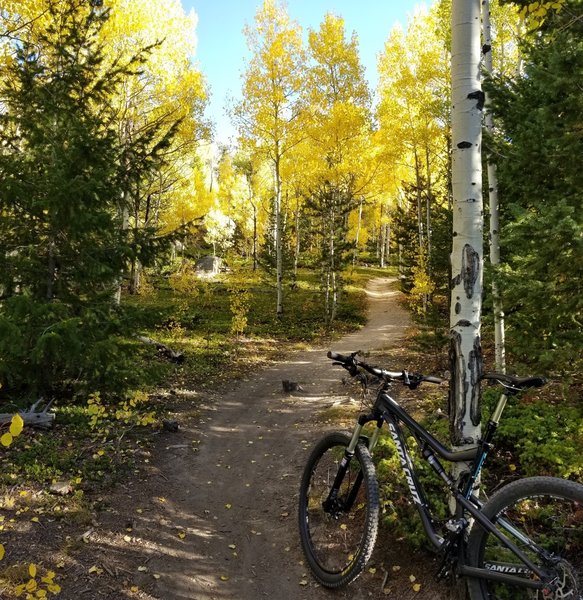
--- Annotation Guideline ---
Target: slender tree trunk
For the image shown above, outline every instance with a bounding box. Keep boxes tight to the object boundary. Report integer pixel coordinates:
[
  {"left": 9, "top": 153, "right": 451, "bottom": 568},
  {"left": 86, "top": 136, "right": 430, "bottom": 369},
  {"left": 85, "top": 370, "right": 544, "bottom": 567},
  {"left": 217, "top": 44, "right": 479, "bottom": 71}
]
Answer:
[
  {"left": 114, "top": 120, "right": 131, "bottom": 305},
  {"left": 353, "top": 198, "right": 363, "bottom": 267},
  {"left": 415, "top": 151, "right": 429, "bottom": 312},
  {"left": 449, "top": 0, "right": 484, "bottom": 473},
  {"left": 414, "top": 151, "right": 424, "bottom": 251},
  {"left": 47, "top": 236, "right": 56, "bottom": 301},
  {"left": 252, "top": 201, "right": 258, "bottom": 272},
  {"left": 483, "top": 0, "right": 506, "bottom": 373},
  {"left": 129, "top": 182, "right": 141, "bottom": 295},
  {"left": 376, "top": 222, "right": 382, "bottom": 263},
  {"left": 294, "top": 196, "right": 300, "bottom": 280},
  {"left": 274, "top": 157, "right": 283, "bottom": 316},
  {"left": 380, "top": 222, "right": 386, "bottom": 268},
  {"left": 113, "top": 202, "right": 129, "bottom": 305},
  {"left": 425, "top": 143, "right": 433, "bottom": 263}
]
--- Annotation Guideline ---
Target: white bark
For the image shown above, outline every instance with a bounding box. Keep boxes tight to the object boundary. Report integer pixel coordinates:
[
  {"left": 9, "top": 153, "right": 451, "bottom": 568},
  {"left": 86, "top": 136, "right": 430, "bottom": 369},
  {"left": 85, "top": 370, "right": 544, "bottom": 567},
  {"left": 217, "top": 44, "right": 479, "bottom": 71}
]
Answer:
[
  {"left": 353, "top": 198, "right": 363, "bottom": 267},
  {"left": 482, "top": 0, "right": 506, "bottom": 373},
  {"left": 449, "top": 0, "right": 483, "bottom": 451},
  {"left": 275, "top": 160, "right": 283, "bottom": 316}
]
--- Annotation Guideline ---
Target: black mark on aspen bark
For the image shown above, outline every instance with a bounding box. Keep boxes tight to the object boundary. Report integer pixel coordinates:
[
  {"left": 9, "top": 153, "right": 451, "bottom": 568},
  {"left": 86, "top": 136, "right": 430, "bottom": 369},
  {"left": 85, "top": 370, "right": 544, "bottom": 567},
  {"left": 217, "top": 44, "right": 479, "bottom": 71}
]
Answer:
[
  {"left": 448, "top": 331, "right": 466, "bottom": 446},
  {"left": 455, "top": 302, "right": 461, "bottom": 315},
  {"left": 451, "top": 244, "right": 480, "bottom": 298},
  {"left": 455, "top": 319, "right": 471, "bottom": 327},
  {"left": 462, "top": 244, "right": 480, "bottom": 298},
  {"left": 451, "top": 244, "right": 480, "bottom": 299},
  {"left": 457, "top": 141, "right": 472, "bottom": 149},
  {"left": 469, "top": 336, "right": 483, "bottom": 427},
  {"left": 482, "top": 43, "right": 491, "bottom": 55},
  {"left": 467, "top": 90, "right": 485, "bottom": 111}
]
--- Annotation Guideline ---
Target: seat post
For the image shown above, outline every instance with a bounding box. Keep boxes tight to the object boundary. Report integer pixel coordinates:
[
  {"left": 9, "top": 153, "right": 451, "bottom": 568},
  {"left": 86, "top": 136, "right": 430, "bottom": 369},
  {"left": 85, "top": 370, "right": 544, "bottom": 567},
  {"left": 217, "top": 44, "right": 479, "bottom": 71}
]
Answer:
[{"left": 491, "top": 392, "right": 508, "bottom": 425}]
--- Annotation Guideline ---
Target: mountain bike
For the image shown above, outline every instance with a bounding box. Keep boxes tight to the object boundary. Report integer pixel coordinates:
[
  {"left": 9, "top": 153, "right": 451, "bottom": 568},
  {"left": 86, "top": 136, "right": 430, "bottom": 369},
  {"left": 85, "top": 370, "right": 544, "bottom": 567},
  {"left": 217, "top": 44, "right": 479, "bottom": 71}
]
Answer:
[{"left": 298, "top": 351, "right": 583, "bottom": 599}]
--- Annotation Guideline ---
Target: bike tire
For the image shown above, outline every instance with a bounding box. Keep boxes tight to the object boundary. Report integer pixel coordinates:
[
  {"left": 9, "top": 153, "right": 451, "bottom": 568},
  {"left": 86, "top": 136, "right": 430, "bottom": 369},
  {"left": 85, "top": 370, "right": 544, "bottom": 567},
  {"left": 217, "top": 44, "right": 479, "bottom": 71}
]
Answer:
[
  {"left": 466, "top": 476, "right": 583, "bottom": 600},
  {"left": 298, "top": 431, "right": 380, "bottom": 588}
]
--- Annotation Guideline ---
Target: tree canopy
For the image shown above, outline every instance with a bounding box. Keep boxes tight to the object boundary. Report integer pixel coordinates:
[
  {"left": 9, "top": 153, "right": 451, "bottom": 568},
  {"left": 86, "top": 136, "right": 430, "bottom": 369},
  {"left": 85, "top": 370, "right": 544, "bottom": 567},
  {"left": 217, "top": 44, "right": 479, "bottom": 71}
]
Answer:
[{"left": 0, "top": 0, "right": 580, "bottom": 401}]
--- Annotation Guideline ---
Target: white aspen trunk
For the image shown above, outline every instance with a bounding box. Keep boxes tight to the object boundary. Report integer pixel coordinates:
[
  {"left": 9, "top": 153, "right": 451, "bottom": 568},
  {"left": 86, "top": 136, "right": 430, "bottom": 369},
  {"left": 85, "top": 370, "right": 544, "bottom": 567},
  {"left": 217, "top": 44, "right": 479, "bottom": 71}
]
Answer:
[
  {"left": 252, "top": 201, "right": 258, "bottom": 272},
  {"left": 483, "top": 0, "right": 506, "bottom": 373},
  {"left": 274, "top": 158, "right": 283, "bottom": 316},
  {"left": 113, "top": 203, "right": 129, "bottom": 305},
  {"left": 327, "top": 203, "right": 335, "bottom": 324},
  {"left": 425, "top": 142, "right": 433, "bottom": 263},
  {"left": 380, "top": 223, "right": 386, "bottom": 268},
  {"left": 449, "top": 0, "right": 484, "bottom": 461},
  {"left": 353, "top": 198, "right": 363, "bottom": 267},
  {"left": 294, "top": 195, "right": 300, "bottom": 280},
  {"left": 414, "top": 151, "right": 425, "bottom": 251}
]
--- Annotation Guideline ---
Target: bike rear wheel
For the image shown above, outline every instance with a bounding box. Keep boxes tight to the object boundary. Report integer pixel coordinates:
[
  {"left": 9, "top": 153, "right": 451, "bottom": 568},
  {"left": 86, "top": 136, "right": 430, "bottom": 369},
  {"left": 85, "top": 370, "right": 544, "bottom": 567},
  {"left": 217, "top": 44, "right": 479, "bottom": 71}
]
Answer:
[
  {"left": 298, "top": 431, "right": 379, "bottom": 588},
  {"left": 467, "top": 476, "right": 583, "bottom": 600}
]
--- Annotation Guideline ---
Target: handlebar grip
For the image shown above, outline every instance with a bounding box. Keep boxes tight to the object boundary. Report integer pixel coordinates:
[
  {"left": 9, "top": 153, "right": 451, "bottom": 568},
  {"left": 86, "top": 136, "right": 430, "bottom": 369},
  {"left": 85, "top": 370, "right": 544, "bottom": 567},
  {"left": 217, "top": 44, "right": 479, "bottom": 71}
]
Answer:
[
  {"left": 327, "top": 351, "right": 352, "bottom": 363},
  {"left": 423, "top": 375, "right": 445, "bottom": 384}
]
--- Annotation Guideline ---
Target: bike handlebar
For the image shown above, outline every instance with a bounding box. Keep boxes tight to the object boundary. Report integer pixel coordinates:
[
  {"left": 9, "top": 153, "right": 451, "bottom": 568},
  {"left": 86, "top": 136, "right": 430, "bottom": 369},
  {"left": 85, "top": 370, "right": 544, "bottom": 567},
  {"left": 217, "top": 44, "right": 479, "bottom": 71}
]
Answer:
[
  {"left": 327, "top": 351, "right": 547, "bottom": 394},
  {"left": 327, "top": 351, "right": 445, "bottom": 389}
]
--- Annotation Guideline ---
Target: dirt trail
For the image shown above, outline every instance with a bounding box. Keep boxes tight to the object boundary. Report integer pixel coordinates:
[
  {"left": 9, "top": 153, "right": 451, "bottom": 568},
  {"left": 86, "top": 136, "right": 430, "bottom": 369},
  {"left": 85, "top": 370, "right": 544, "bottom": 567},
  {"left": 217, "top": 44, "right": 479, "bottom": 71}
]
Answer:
[{"left": 91, "top": 278, "right": 449, "bottom": 600}]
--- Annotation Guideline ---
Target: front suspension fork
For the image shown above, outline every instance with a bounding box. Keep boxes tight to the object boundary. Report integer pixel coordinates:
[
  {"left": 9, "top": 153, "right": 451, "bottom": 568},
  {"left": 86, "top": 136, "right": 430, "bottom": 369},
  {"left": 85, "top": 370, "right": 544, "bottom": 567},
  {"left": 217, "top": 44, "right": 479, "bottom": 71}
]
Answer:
[{"left": 323, "top": 414, "right": 383, "bottom": 514}]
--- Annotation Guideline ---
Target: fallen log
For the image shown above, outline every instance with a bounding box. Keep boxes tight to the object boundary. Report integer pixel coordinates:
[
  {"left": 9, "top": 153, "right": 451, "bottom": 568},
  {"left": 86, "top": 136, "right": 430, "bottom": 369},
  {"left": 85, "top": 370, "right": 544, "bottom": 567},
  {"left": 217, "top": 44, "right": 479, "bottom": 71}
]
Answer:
[
  {"left": 136, "top": 335, "right": 185, "bottom": 363},
  {"left": 0, "top": 398, "right": 55, "bottom": 429}
]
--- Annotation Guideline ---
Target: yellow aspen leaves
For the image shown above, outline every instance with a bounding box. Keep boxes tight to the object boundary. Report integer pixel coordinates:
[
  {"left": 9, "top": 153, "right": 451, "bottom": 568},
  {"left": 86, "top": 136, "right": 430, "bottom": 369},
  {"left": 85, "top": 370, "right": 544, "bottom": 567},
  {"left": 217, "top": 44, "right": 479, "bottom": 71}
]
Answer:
[
  {"left": 519, "top": 0, "right": 566, "bottom": 28},
  {"left": 1, "top": 413, "right": 24, "bottom": 447},
  {"left": 0, "top": 543, "right": 5, "bottom": 561},
  {"left": 11, "top": 565, "right": 60, "bottom": 597},
  {"left": 10, "top": 414, "right": 24, "bottom": 437}
]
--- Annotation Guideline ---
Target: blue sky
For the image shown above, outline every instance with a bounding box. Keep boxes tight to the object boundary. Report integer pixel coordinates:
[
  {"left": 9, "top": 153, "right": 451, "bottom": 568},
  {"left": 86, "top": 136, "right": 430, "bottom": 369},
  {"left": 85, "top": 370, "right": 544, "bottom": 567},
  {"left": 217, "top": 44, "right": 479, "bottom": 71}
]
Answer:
[{"left": 181, "top": 0, "right": 426, "bottom": 145}]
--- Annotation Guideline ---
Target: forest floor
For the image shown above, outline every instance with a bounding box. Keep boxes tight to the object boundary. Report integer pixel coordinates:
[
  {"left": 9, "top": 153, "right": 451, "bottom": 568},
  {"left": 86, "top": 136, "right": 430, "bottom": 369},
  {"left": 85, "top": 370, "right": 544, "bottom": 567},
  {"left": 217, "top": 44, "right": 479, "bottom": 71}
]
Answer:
[{"left": 1, "top": 278, "right": 466, "bottom": 599}]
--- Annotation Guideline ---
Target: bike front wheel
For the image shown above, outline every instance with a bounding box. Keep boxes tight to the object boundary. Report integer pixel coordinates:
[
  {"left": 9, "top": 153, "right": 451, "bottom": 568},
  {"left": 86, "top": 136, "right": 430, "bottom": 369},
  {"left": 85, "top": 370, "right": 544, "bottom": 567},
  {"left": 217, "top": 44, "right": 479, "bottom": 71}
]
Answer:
[
  {"left": 298, "top": 431, "right": 380, "bottom": 588},
  {"left": 467, "top": 476, "right": 583, "bottom": 600}
]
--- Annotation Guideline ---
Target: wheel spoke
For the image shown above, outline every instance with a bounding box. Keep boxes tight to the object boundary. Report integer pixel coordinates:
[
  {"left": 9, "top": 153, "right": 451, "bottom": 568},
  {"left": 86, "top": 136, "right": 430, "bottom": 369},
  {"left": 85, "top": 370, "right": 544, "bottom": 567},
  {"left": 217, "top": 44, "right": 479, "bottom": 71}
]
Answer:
[
  {"left": 468, "top": 478, "right": 583, "bottom": 600},
  {"left": 298, "top": 432, "right": 379, "bottom": 587}
]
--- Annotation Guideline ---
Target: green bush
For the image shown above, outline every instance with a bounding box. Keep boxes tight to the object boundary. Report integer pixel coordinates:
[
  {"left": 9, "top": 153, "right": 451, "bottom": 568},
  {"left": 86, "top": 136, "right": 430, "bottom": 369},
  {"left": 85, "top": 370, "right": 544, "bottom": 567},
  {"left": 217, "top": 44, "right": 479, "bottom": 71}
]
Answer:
[
  {"left": 483, "top": 388, "right": 583, "bottom": 480},
  {"left": 0, "top": 295, "right": 142, "bottom": 399},
  {"left": 375, "top": 430, "right": 449, "bottom": 548}
]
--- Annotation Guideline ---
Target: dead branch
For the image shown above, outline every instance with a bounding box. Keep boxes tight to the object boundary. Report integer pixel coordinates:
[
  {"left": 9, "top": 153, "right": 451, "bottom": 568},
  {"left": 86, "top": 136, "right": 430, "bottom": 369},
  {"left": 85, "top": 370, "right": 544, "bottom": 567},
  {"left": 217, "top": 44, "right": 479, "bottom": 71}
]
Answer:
[{"left": 0, "top": 398, "right": 55, "bottom": 429}]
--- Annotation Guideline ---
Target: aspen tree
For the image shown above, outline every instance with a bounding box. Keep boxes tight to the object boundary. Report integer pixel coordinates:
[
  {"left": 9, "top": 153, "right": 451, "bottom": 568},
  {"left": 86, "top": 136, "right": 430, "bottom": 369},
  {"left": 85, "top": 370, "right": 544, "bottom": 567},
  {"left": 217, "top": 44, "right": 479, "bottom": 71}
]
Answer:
[
  {"left": 234, "top": 0, "right": 305, "bottom": 316},
  {"left": 377, "top": 8, "right": 450, "bottom": 305},
  {"left": 449, "top": 0, "right": 484, "bottom": 462},
  {"left": 304, "top": 13, "right": 373, "bottom": 323}
]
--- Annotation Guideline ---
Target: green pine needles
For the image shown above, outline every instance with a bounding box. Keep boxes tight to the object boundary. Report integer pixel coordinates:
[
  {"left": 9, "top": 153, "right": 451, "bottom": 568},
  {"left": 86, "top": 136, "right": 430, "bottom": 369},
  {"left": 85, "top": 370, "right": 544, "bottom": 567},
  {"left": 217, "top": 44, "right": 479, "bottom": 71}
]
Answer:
[{"left": 0, "top": 0, "right": 176, "bottom": 397}]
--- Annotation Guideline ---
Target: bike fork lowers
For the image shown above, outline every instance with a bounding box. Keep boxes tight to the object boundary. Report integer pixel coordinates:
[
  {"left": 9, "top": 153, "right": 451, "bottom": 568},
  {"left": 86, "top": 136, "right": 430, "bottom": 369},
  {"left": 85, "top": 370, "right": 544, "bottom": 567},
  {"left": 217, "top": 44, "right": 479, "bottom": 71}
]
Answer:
[{"left": 323, "top": 414, "right": 382, "bottom": 514}]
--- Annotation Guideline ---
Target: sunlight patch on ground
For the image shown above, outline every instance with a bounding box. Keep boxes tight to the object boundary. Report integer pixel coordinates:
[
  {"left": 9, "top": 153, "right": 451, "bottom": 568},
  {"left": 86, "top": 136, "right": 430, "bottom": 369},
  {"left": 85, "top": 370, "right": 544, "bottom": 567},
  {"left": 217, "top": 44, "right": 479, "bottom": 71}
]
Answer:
[{"left": 365, "top": 288, "right": 399, "bottom": 298}]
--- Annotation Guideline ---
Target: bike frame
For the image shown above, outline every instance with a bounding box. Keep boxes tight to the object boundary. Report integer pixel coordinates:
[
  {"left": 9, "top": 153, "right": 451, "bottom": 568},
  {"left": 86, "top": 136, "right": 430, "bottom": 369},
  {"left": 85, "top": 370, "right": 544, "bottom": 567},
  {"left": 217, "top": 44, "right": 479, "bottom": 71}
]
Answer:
[{"left": 339, "top": 387, "right": 556, "bottom": 591}]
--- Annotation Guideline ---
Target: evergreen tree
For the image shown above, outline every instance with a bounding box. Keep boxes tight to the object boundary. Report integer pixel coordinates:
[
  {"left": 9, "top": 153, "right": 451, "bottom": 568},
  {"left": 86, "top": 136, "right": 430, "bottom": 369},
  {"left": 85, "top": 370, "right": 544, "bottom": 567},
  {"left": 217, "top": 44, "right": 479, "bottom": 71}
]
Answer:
[
  {"left": 0, "top": 0, "right": 155, "bottom": 396},
  {"left": 486, "top": 1, "right": 583, "bottom": 374}
]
